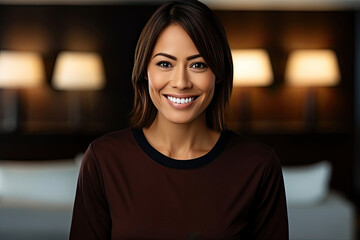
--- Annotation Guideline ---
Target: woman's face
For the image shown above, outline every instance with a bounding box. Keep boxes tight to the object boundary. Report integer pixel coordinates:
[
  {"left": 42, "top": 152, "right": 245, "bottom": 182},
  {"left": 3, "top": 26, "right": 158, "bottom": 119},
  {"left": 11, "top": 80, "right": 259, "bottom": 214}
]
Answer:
[{"left": 147, "top": 24, "right": 216, "bottom": 126}]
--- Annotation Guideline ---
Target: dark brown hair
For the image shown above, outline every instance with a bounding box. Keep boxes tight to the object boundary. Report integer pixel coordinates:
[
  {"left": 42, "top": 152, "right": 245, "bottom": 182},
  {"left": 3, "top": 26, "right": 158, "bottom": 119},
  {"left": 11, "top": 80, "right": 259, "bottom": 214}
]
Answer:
[{"left": 131, "top": 0, "right": 233, "bottom": 132}]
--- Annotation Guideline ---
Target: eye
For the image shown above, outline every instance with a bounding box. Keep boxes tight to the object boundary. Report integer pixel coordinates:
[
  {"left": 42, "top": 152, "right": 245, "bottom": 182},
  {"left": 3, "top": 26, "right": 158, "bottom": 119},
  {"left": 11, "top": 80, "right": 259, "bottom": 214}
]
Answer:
[
  {"left": 156, "top": 61, "right": 172, "bottom": 68},
  {"left": 190, "top": 62, "right": 208, "bottom": 69}
]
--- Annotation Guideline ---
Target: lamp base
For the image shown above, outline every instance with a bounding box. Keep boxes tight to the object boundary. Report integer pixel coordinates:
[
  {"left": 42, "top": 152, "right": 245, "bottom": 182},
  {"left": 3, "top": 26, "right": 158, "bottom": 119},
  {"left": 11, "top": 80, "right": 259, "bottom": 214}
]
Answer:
[
  {"left": 304, "top": 88, "right": 317, "bottom": 131},
  {"left": 1, "top": 90, "right": 19, "bottom": 132}
]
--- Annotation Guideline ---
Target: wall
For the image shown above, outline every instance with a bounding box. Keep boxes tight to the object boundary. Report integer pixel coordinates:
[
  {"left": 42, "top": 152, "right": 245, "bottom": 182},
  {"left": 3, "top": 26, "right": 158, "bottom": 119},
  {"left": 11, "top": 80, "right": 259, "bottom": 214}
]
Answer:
[
  {"left": 0, "top": 5, "right": 356, "bottom": 201},
  {"left": 216, "top": 10, "right": 356, "bottom": 199},
  {"left": 0, "top": 4, "right": 157, "bottom": 159}
]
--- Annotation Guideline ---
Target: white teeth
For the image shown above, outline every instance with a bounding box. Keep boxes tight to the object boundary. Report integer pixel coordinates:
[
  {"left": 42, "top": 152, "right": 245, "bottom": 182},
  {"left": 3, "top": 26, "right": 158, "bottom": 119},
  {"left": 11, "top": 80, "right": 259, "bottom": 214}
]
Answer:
[{"left": 167, "top": 96, "right": 195, "bottom": 104}]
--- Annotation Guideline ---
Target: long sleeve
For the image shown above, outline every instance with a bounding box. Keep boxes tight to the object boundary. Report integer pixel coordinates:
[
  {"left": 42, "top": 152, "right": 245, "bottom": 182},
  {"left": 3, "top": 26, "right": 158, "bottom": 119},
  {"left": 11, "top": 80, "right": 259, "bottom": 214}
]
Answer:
[
  {"left": 251, "top": 149, "right": 289, "bottom": 239},
  {"left": 69, "top": 143, "right": 111, "bottom": 240}
]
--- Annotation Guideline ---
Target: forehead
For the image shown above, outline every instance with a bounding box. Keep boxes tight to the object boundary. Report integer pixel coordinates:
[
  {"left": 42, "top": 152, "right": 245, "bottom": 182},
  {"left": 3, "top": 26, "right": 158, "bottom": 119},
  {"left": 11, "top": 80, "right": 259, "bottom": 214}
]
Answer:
[{"left": 152, "top": 24, "right": 199, "bottom": 56}]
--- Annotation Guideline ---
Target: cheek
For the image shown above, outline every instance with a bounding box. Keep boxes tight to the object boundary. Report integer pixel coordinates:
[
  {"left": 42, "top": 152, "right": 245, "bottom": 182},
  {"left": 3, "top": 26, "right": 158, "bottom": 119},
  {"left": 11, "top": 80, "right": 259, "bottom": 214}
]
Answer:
[
  {"left": 197, "top": 73, "right": 216, "bottom": 95},
  {"left": 147, "top": 69, "right": 166, "bottom": 93},
  {"left": 147, "top": 79, "right": 159, "bottom": 103},
  {"left": 201, "top": 74, "right": 216, "bottom": 105},
  {"left": 147, "top": 72, "right": 167, "bottom": 106}
]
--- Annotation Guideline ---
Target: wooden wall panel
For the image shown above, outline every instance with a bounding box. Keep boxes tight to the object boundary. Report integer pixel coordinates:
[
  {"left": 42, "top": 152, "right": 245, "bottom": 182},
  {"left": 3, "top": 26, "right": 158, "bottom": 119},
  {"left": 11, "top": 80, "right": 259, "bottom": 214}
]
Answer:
[{"left": 0, "top": 6, "right": 355, "bottom": 200}]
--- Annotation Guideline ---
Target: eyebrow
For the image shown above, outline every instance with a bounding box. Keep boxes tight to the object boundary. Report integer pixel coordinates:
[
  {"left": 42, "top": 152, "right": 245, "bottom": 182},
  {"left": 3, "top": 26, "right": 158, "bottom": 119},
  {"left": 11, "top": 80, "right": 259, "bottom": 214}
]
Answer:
[{"left": 153, "top": 53, "right": 202, "bottom": 61}]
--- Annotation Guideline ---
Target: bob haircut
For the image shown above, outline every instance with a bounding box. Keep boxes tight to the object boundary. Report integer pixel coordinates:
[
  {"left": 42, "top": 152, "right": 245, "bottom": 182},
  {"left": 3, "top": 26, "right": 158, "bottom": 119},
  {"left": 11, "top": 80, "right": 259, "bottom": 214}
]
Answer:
[{"left": 131, "top": 0, "right": 233, "bottom": 132}]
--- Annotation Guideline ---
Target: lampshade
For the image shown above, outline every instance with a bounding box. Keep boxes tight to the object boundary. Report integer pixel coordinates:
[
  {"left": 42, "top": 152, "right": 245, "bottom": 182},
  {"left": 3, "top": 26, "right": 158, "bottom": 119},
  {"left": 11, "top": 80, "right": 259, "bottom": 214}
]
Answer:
[
  {"left": 232, "top": 49, "right": 273, "bottom": 87},
  {"left": 0, "top": 51, "right": 45, "bottom": 88},
  {"left": 52, "top": 51, "right": 105, "bottom": 91},
  {"left": 285, "top": 50, "right": 340, "bottom": 87}
]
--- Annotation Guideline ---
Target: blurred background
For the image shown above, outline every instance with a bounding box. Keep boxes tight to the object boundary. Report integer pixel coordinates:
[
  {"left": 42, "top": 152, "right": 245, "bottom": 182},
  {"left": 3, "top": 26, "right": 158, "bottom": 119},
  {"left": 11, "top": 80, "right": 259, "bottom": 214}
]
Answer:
[{"left": 0, "top": 0, "right": 358, "bottom": 239}]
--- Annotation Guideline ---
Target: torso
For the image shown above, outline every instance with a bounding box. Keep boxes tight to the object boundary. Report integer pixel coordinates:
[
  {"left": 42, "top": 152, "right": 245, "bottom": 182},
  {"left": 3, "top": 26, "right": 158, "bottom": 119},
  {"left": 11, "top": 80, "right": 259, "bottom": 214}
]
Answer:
[{"left": 86, "top": 128, "right": 284, "bottom": 239}]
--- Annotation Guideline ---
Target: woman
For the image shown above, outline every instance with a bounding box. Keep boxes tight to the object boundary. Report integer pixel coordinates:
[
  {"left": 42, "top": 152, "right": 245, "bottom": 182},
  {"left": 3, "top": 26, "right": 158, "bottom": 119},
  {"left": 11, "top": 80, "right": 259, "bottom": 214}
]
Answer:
[{"left": 70, "top": 0, "right": 288, "bottom": 239}]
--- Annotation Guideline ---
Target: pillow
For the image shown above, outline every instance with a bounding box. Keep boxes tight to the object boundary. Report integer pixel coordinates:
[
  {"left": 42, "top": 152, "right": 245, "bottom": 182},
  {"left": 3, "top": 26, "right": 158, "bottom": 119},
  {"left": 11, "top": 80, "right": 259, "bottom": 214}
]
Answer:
[
  {"left": 282, "top": 161, "right": 332, "bottom": 206},
  {"left": 0, "top": 159, "right": 80, "bottom": 205}
]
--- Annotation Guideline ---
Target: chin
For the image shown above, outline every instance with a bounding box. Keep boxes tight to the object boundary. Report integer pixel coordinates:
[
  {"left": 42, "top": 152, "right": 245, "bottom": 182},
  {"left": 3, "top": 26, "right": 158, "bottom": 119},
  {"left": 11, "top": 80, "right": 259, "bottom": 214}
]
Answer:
[{"left": 161, "top": 112, "right": 203, "bottom": 126}]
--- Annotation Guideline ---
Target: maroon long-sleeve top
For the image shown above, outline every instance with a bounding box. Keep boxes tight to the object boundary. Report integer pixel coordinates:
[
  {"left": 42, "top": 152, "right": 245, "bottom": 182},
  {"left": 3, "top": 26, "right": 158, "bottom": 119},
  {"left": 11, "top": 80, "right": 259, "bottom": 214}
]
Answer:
[{"left": 70, "top": 128, "right": 288, "bottom": 239}]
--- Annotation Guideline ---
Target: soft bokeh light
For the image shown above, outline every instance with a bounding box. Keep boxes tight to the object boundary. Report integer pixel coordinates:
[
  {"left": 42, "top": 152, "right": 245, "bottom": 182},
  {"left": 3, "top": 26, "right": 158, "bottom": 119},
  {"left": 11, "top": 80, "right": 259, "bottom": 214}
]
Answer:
[
  {"left": 232, "top": 49, "right": 273, "bottom": 87},
  {"left": 52, "top": 51, "right": 105, "bottom": 91},
  {"left": 285, "top": 49, "right": 340, "bottom": 87},
  {"left": 0, "top": 50, "right": 45, "bottom": 88}
]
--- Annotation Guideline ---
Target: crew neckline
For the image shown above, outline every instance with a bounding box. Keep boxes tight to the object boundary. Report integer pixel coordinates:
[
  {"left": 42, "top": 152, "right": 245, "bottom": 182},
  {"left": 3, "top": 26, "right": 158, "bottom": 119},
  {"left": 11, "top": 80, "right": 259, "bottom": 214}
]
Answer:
[{"left": 131, "top": 128, "right": 231, "bottom": 169}]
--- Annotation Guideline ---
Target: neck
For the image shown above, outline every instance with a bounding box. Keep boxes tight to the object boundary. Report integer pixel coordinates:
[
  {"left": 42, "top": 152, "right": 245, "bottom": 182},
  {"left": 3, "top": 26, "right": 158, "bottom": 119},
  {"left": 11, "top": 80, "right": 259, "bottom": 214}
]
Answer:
[{"left": 143, "top": 114, "right": 220, "bottom": 160}]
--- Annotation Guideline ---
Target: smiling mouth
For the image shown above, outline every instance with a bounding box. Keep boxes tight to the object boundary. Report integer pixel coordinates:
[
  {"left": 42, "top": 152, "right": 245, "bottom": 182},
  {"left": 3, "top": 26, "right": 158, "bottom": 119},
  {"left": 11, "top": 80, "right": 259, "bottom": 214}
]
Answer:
[{"left": 165, "top": 95, "right": 198, "bottom": 104}]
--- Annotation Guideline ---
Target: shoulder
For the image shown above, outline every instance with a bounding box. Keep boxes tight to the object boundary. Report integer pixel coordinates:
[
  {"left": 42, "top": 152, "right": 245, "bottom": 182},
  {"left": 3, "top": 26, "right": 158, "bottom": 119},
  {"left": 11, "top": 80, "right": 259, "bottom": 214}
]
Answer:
[
  {"left": 223, "top": 130, "right": 280, "bottom": 170},
  {"left": 93, "top": 128, "right": 133, "bottom": 143},
  {"left": 226, "top": 130, "right": 274, "bottom": 157},
  {"left": 80, "top": 128, "right": 144, "bottom": 171},
  {"left": 91, "top": 128, "right": 135, "bottom": 149},
  {"left": 84, "top": 128, "right": 139, "bottom": 161}
]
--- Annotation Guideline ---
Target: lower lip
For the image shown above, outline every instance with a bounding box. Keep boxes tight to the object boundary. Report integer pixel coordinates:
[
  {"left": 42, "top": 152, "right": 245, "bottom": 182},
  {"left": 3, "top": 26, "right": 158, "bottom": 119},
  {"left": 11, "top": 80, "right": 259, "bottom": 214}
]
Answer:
[{"left": 165, "top": 96, "right": 196, "bottom": 110}]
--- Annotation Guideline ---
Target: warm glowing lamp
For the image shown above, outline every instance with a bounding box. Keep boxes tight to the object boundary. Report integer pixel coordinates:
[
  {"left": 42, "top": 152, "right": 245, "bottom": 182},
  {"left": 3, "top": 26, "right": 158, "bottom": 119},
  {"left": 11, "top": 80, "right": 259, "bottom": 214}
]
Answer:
[
  {"left": 231, "top": 49, "right": 273, "bottom": 129},
  {"left": 52, "top": 51, "right": 105, "bottom": 128},
  {"left": 232, "top": 49, "right": 273, "bottom": 87},
  {"left": 285, "top": 50, "right": 340, "bottom": 87},
  {"left": 0, "top": 50, "right": 45, "bottom": 131},
  {"left": 0, "top": 51, "right": 45, "bottom": 88},
  {"left": 285, "top": 49, "right": 340, "bottom": 130},
  {"left": 52, "top": 51, "right": 105, "bottom": 91}
]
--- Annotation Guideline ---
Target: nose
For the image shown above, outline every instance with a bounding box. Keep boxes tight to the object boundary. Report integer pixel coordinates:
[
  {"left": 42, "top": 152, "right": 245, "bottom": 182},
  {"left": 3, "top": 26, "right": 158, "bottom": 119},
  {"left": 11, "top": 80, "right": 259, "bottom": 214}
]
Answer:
[{"left": 170, "top": 66, "right": 192, "bottom": 90}]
